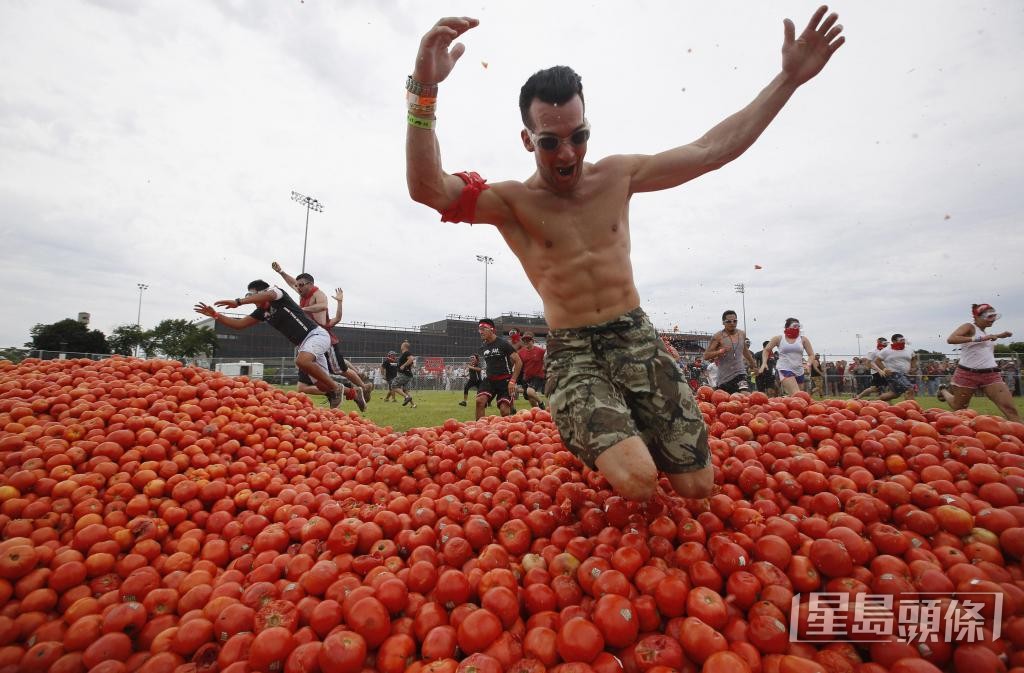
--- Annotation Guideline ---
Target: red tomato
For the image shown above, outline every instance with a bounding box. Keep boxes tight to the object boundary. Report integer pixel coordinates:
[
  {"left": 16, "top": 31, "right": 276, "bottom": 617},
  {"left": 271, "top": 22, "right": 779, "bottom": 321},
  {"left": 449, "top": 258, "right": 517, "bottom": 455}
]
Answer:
[
  {"left": 319, "top": 630, "right": 366, "bottom": 673},
  {"left": 592, "top": 594, "right": 639, "bottom": 648},
  {"left": 556, "top": 618, "right": 604, "bottom": 663}
]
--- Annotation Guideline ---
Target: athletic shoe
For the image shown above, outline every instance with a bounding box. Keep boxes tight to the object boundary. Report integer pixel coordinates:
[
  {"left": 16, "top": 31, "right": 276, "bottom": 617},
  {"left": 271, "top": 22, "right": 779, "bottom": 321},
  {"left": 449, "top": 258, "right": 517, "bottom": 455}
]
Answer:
[
  {"left": 402, "top": 396, "right": 412, "bottom": 407},
  {"left": 326, "top": 388, "right": 343, "bottom": 409},
  {"left": 458, "top": 401, "right": 467, "bottom": 407},
  {"left": 352, "top": 386, "right": 367, "bottom": 412}
]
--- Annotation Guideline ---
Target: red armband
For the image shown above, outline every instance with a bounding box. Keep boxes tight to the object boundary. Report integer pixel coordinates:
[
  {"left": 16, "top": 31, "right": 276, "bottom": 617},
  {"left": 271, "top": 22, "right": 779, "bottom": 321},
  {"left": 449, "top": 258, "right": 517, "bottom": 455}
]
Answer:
[{"left": 439, "top": 171, "right": 490, "bottom": 223}]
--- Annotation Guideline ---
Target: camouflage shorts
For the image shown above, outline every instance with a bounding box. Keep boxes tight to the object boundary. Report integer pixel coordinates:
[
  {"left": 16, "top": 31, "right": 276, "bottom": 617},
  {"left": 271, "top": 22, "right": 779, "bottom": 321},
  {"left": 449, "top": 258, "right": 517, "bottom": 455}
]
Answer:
[{"left": 544, "top": 307, "right": 710, "bottom": 473}]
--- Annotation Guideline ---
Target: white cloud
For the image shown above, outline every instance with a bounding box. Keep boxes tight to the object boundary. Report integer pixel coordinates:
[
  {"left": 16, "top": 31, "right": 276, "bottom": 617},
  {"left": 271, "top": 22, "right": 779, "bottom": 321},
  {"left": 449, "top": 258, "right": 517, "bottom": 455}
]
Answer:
[{"left": 1, "top": 1, "right": 1021, "bottom": 356}]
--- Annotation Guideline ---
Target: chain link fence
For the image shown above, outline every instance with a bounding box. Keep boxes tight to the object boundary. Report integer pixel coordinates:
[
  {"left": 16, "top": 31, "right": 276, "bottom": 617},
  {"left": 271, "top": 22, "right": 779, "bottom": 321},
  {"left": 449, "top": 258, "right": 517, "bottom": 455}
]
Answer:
[
  {"left": 4, "top": 349, "right": 1021, "bottom": 398},
  {"left": 780, "top": 353, "right": 1021, "bottom": 398}
]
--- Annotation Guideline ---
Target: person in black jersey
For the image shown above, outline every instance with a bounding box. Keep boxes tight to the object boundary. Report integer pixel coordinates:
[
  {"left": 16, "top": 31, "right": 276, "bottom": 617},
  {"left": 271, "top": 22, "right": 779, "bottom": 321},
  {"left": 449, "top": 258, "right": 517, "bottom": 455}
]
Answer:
[
  {"left": 392, "top": 341, "right": 417, "bottom": 408},
  {"left": 475, "top": 318, "right": 522, "bottom": 420},
  {"left": 459, "top": 354, "right": 482, "bottom": 407},
  {"left": 381, "top": 351, "right": 400, "bottom": 402},
  {"left": 194, "top": 279, "right": 351, "bottom": 409}
]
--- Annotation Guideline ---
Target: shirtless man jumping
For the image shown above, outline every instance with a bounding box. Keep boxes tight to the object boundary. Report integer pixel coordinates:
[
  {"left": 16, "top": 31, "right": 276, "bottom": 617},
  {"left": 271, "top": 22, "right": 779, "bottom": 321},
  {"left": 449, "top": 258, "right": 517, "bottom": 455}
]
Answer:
[{"left": 405, "top": 8, "right": 844, "bottom": 502}]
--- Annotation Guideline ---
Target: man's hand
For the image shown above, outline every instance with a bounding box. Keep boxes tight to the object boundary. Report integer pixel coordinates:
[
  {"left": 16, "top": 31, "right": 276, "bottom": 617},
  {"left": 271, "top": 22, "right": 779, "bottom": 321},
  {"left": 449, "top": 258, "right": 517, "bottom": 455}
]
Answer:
[
  {"left": 334, "top": 288, "right": 344, "bottom": 302},
  {"left": 414, "top": 17, "right": 479, "bottom": 85},
  {"left": 215, "top": 298, "right": 240, "bottom": 309},
  {"left": 996, "top": 331, "right": 1013, "bottom": 339},
  {"left": 272, "top": 262, "right": 282, "bottom": 273},
  {"left": 782, "top": 5, "right": 845, "bottom": 86},
  {"left": 194, "top": 302, "right": 218, "bottom": 318}
]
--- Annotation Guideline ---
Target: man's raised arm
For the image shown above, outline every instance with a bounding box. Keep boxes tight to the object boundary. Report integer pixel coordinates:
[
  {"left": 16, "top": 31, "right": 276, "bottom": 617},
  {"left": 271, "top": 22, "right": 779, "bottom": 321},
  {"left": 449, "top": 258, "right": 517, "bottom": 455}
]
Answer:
[
  {"left": 629, "top": 5, "right": 845, "bottom": 194},
  {"left": 405, "top": 18, "right": 511, "bottom": 226},
  {"left": 271, "top": 262, "right": 299, "bottom": 292},
  {"left": 406, "top": 17, "right": 480, "bottom": 212}
]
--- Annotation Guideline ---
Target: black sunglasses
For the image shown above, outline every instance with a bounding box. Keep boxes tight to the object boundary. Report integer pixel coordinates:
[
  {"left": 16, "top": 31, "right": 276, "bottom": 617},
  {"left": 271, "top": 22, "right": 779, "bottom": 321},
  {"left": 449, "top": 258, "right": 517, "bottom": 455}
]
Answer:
[{"left": 531, "top": 127, "right": 590, "bottom": 152}]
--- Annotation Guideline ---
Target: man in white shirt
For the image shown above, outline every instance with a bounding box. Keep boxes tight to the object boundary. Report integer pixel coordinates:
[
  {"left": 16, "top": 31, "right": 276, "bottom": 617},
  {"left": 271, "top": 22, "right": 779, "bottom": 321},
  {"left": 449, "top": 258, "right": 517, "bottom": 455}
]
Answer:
[{"left": 872, "top": 333, "right": 919, "bottom": 401}]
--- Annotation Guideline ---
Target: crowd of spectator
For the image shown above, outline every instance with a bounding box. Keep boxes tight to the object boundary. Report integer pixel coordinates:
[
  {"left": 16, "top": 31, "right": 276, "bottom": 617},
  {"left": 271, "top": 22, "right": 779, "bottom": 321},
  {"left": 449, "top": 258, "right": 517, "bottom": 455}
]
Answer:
[{"left": 677, "top": 354, "right": 1021, "bottom": 398}]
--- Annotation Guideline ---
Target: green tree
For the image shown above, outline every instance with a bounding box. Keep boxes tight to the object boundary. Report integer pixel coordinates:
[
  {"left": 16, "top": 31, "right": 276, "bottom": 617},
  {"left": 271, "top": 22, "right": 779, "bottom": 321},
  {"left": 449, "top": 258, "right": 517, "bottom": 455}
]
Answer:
[
  {"left": 27, "top": 319, "right": 109, "bottom": 355},
  {"left": 914, "top": 349, "right": 947, "bottom": 362},
  {"left": 107, "top": 324, "right": 147, "bottom": 356},
  {"left": 144, "top": 319, "right": 217, "bottom": 359},
  {"left": 0, "top": 347, "right": 27, "bottom": 363}
]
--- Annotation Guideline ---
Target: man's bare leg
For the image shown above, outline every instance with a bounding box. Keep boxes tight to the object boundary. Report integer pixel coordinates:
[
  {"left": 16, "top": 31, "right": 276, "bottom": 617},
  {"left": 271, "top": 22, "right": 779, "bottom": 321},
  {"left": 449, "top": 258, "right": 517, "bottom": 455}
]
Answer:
[
  {"left": 296, "top": 352, "right": 336, "bottom": 393},
  {"left": 666, "top": 465, "right": 715, "bottom": 500},
  {"left": 342, "top": 362, "right": 372, "bottom": 399},
  {"left": 594, "top": 437, "right": 660, "bottom": 502}
]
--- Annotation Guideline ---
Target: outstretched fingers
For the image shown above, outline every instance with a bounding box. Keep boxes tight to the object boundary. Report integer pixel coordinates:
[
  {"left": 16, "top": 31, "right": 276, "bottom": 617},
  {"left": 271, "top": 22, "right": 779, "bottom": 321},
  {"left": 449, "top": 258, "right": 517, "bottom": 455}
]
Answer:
[
  {"left": 435, "top": 16, "right": 479, "bottom": 35},
  {"left": 804, "top": 5, "right": 829, "bottom": 34}
]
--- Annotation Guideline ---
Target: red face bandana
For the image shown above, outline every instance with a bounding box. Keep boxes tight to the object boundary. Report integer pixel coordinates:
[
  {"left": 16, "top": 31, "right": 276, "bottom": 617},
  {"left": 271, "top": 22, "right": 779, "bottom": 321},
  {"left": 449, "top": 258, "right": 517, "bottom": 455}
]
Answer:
[
  {"left": 891, "top": 341, "right": 906, "bottom": 351},
  {"left": 784, "top": 327, "right": 800, "bottom": 339}
]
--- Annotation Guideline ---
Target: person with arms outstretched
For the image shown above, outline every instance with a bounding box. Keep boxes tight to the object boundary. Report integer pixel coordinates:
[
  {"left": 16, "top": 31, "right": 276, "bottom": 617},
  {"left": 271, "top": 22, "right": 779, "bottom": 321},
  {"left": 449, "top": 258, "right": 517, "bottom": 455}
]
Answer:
[
  {"left": 271, "top": 263, "right": 371, "bottom": 405},
  {"left": 194, "top": 280, "right": 354, "bottom": 409},
  {"left": 405, "top": 8, "right": 845, "bottom": 501}
]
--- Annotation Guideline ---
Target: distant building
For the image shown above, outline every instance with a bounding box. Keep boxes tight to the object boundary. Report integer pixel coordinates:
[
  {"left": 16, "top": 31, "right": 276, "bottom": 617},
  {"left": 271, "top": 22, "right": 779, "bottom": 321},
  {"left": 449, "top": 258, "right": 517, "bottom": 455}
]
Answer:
[{"left": 197, "top": 311, "right": 712, "bottom": 361}]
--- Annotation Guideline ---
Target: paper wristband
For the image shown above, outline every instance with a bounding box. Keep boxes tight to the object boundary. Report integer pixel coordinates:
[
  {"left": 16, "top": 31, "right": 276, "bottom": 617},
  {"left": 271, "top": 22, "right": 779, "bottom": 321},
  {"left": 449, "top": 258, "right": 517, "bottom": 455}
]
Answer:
[{"left": 407, "top": 113, "right": 436, "bottom": 130}]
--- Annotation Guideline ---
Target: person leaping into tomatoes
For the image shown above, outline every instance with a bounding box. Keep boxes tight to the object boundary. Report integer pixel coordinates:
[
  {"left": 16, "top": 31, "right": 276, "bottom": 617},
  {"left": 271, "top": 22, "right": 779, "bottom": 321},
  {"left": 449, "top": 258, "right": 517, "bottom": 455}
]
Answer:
[
  {"left": 194, "top": 280, "right": 359, "bottom": 410},
  {"left": 405, "top": 8, "right": 845, "bottom": 502},
  {"left": 271, "top": 262, "right": 371, "bottom": 408}
]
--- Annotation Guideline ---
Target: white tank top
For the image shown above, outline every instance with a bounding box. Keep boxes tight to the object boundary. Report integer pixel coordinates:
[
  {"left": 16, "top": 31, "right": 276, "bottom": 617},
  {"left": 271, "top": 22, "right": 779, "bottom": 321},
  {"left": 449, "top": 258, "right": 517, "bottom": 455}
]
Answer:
[
  {"left": 777, "top": 337, "right": 805, "bottom": 374},
  {"left": 959, "top": 325, "right": 996, "bottom": 369}
]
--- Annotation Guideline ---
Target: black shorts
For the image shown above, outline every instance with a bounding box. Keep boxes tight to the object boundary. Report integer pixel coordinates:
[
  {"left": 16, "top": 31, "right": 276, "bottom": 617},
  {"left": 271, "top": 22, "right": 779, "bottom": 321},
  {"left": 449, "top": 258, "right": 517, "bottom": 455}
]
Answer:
[
  {"left": 525, "top": 377, "right": 545, "bottom": 392},
  {"left": 478, "top": 376, "right": 514, "bottom": 406},
  {"left": 871, "top": 372, "right": 885, "bottom": 387},
  {"left": 717, "top": 375, "right": 749, "bottom": 394},
  {"left": 464, "top": 378, "right": 481, "bottom": 394}
]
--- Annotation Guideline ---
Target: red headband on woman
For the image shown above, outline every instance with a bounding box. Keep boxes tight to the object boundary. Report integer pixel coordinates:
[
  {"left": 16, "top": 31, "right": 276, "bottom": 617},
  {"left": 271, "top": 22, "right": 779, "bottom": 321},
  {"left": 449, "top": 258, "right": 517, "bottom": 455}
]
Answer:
[{"left": 972, "top": 303, "right": 994, "bottom": 317}]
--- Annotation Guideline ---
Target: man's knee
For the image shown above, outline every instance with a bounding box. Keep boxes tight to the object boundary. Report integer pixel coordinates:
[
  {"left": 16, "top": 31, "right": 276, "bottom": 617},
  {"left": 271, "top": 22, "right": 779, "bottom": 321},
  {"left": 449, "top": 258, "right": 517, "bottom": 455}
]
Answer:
[{"left": 669, "top": 466, "right": 715, "bottom": 499}]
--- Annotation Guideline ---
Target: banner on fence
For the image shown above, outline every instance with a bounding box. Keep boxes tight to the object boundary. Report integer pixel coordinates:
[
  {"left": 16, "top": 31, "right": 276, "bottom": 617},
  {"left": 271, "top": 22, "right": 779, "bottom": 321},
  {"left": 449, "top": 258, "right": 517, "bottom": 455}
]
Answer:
[{"left": 423, "top": 357, "right": 445, "bottom": 374}]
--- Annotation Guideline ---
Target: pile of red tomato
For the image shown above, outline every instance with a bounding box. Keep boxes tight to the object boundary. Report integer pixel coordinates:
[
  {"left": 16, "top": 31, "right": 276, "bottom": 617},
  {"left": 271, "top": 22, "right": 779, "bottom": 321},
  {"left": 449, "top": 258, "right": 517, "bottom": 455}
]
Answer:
[{"left": 0, "top": 356, "right": 1022, "bottom": 673}]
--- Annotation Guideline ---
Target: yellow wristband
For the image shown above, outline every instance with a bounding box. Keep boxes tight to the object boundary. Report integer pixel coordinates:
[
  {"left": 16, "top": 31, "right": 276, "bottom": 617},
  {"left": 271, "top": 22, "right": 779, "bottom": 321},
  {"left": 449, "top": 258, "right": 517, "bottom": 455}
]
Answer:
[{"left": 407, "top": 113, "right": 436, "bottom": 130}]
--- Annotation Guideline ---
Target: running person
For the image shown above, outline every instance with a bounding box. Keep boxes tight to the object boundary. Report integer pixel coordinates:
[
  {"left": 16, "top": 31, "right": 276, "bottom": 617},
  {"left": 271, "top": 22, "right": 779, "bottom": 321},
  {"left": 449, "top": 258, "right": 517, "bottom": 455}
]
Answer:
[
  {"left": 939, "top": 303, "right": 1020, "bottom": 423},
  {"left": 475, "top": 319, "right": 523, "bottom": 420},
  {"left": 854, "top": 337, "right": 890, "bottom": 400},
  {"left": 381, "top": 351, "right": 400, "bottom": 402},
  {"left": 406, "top": 9, "right": 844, "bottom": 501},
  {"left": 272, "top": 262, "right": 371, "bottom": 403},
  {"left": 459, "top": 354, "right": 483, "bottom": 406},
  {"left": 392, "top": 341, "right": 417, "bottom": 407},
  {"left": 704, "top": 310, "right": 756, "bottom": 393},
  {"left": 194, "top": 281, "right": 351, "bottom": 409},
  {"left": 754, "top": 340, "right": 778, "bottom": 396},
  {"left": 871, "top": 333, "right": 918, "bottom": 402},
  {"left": 760, "top": 318, "right": 817, "bottom": 397},
  {"left": 518, "top": 331, "right": 546, "bottom": 408}
]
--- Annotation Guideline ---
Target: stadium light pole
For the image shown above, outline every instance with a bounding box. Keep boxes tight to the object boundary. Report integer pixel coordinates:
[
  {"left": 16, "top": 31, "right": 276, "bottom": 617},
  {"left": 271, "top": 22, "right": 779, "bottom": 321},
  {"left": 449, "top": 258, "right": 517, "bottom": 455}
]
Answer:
[
  {"left": 856, "top": 333, "right": 863, "bottom": 356},
  {"left": 476, "top": 255, "right": 494, "bottom": 318},
  {"left": 136, "top": 283, "right": 149, "bottom": 358},
  {"left": 291, "top": 191, "right": 324, "bottom": 274},
  {"left": 734, "top": 283, "right": 747, "bottom": 336}
]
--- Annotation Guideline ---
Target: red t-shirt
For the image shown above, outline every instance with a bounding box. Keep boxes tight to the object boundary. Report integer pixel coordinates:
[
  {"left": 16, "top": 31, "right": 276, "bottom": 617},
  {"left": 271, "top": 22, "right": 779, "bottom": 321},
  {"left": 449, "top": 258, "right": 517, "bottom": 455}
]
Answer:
[{"left": 518, "top": 346, "right": 546, "bottom": 380}]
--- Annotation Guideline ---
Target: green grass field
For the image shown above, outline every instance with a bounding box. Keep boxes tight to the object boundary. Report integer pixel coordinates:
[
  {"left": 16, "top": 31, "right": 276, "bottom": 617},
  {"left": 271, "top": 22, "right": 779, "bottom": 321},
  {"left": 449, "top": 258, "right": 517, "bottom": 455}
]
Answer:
[{"left": 283, "top": 386, "right": 1024, "bottom": 433}]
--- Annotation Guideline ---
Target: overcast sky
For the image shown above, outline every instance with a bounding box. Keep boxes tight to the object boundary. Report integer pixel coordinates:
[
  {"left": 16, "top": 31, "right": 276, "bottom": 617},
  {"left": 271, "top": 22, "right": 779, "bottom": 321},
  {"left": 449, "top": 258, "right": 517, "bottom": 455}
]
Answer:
[{"left": 2, "top": 1, "right": 1021, "bottom": 358}]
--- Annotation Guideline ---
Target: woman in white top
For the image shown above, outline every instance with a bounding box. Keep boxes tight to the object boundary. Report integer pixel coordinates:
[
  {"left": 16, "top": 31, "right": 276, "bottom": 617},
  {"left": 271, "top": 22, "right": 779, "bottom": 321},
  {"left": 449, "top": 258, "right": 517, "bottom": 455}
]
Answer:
[
  {"left": 939, "top": 303, "right": 1019, "bottom": 422},
  {"left": 760, "top": 317, "right": 817, "bottom": 396}
]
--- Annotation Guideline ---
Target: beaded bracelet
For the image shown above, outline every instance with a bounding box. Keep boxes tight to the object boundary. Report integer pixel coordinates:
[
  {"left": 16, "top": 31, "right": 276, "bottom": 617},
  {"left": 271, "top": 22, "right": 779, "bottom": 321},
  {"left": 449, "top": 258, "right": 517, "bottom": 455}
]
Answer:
[{"left": 407, "top": 113, "right": 436, "bottom": 130}]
